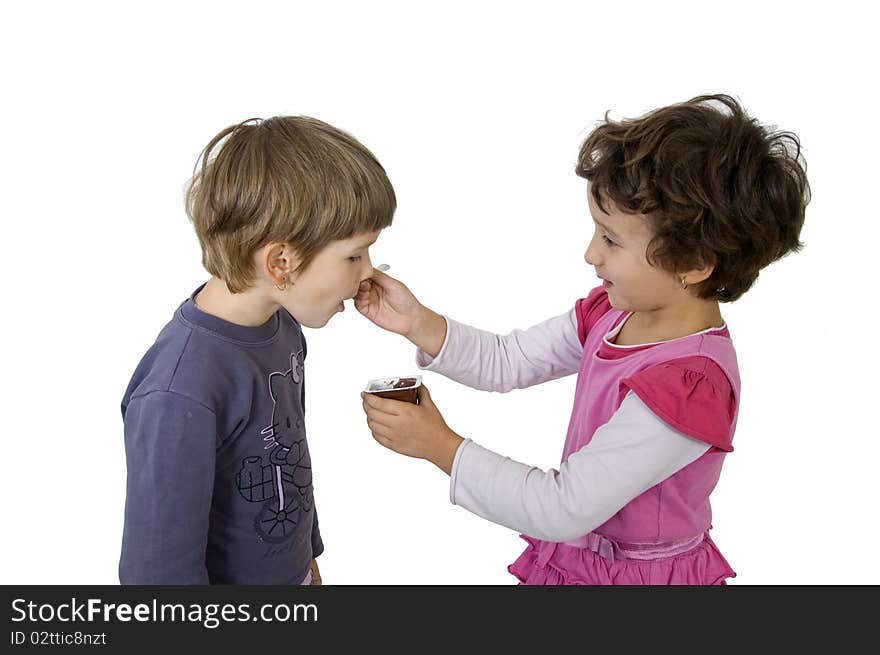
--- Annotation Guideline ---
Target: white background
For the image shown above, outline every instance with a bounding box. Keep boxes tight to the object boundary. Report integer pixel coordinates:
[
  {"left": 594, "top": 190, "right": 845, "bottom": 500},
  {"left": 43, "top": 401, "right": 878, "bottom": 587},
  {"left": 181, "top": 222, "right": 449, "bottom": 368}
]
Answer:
[{"left": 2, "top": 1, "right": 877, "bottom": 585}]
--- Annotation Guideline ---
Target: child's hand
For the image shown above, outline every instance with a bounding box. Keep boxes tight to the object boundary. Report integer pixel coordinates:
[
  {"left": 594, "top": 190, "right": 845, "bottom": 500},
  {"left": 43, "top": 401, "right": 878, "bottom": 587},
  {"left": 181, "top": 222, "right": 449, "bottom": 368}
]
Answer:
[
  {"left": 355, "top": 269, "right": 448, "bottom": 357},
  {"left": 309, "top": 558, "right": 322, "bottom": 585},
  {"left": 361, "top": 384, "right": 464, "bottom": 475},
  {"left": 355, "top": 269, "right": 423, "bottom": 336}
]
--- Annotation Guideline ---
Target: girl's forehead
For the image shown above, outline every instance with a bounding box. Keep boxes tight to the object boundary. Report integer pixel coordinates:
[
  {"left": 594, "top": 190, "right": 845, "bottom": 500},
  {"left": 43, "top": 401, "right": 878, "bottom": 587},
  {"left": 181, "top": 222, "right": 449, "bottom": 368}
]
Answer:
[
  {"left": 587, "top": 185, "right": 623, "bottom": 219},
  {"left": 587, "top": 189, "right": 650, "bottom": 239}
]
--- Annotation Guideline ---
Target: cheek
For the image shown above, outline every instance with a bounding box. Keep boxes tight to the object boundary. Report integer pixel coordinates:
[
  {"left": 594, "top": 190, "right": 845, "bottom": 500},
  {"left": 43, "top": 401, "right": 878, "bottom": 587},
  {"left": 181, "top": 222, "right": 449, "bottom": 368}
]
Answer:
[
  {"left": 326, "top": 266, "right": 357, "bottom": 300},
  {"left": 638, "top": 266, "right": 673, "bottom": 293},
  {"left": 611, "top": 256, "right": 649, "bottom": 288},
  {"left": 301, "top": 270, "right": 337, "bottom": 304}
]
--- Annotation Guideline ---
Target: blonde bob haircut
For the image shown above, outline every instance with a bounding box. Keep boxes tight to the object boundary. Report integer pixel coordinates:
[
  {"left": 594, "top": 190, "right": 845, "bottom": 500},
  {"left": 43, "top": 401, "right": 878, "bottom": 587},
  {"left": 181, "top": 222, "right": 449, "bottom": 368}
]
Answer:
[{"left": 186, "top": 116, "right": 396, "bottom": 293}]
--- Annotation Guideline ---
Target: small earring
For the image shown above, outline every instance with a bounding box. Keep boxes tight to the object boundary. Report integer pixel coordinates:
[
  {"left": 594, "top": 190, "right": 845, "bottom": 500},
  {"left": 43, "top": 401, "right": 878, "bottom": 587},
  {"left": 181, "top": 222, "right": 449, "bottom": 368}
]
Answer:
[
  {"left": 680, "top": 276, "right": 689, "bottom": 290},
  {"left": 275, "top": 275, "right": 287, "bottom": 291}
]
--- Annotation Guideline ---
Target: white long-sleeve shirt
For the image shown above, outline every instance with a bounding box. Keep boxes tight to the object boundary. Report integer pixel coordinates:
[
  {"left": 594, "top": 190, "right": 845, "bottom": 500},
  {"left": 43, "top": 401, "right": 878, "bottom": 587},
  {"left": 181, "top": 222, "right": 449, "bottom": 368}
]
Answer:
[{"left": 416, "top": 312, "right": 711, "bottom": 542}]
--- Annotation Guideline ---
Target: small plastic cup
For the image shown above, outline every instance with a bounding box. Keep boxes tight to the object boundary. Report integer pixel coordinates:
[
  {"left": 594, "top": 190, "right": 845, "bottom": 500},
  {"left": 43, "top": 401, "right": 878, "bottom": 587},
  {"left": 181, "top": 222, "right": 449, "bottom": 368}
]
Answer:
[{"left": 363, "top": 375, "right": 421, "bottom": 404}]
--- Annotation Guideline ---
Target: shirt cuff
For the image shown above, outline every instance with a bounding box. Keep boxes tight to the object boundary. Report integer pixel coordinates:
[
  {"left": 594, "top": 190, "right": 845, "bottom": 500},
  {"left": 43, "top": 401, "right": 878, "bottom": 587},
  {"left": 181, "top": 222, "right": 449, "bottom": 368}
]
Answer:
[
  {"left": 448, "top": 437, "right": 473, "bottom": 505},
  {"left": 415, "top": 315, "right": 452, "bottom": 370}
]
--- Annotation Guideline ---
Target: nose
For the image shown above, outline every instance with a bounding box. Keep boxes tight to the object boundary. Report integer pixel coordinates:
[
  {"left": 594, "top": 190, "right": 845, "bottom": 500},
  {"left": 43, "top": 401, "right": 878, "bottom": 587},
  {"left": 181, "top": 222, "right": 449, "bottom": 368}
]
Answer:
[
  {"left": 584, "top": 233, "right": 601, "bottom": 266},
  {"left": 360, "top": 252, "right": 374, "bottom": 280}
]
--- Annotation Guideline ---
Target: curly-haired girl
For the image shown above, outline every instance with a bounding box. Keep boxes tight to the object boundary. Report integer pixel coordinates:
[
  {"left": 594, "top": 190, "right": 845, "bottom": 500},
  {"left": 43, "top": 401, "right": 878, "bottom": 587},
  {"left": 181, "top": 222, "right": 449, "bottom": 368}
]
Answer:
[{"left": 359, "top": 95, "right": 809, "bottom": 584}]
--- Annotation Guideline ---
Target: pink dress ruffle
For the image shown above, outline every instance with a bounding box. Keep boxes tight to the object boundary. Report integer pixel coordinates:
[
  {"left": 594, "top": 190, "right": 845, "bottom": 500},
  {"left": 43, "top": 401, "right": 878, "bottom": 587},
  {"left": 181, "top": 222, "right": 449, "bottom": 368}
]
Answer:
[{"left": 508, "top": 535, "right": 736, "bottom": 585}]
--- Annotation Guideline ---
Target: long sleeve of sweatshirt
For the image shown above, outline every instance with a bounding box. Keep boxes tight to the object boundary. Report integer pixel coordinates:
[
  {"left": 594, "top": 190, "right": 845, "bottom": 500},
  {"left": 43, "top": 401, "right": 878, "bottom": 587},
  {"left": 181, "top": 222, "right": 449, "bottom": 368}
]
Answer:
[{"left": 119, "top": 390, "right": 217, "bottom": 584}]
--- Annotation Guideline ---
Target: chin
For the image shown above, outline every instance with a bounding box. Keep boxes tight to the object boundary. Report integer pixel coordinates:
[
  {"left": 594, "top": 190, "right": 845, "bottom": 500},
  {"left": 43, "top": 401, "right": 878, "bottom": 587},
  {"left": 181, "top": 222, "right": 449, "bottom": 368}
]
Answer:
[
  {"left": 307, "top": 315, "right": 334, "bottom": 329},
  {"left": 605, "top": 289, "right": 632, "bottom": 312},
  {"left": 605, "top": 288, "right": 620, "bottom": 309},
  {"left": 291, "top": 302, "right": 342, "bottom": 329}
]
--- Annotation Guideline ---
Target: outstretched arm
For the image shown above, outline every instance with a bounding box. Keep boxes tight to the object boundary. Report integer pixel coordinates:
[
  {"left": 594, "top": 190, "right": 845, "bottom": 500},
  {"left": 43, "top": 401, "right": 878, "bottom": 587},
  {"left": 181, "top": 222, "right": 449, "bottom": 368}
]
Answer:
[
  {"left": 415, "top": 311, "right": 582, "bottom": 392},
  {"left": 355, "top": 268, "right": 448, "bottom": 357},
  {"left": 356, "top": 268, "right": 582, "bottom": 392}
]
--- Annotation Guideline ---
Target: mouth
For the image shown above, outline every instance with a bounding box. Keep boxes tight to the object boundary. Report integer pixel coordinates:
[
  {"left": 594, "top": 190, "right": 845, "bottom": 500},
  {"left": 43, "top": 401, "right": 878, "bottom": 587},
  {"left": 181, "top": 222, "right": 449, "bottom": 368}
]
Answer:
[
  {"left": 339, "top": 293, "right": 356, "bottom": 311},
  {"left": 337, "top": 289, "right": 359, "bottom": 313}
]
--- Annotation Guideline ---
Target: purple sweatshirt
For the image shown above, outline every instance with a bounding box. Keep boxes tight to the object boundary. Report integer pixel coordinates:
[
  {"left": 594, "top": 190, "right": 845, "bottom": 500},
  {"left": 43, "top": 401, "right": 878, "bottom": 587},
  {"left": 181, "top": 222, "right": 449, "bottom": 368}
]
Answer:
[{"left": 120, "top": 285, "right": 323, "bottom": 584}]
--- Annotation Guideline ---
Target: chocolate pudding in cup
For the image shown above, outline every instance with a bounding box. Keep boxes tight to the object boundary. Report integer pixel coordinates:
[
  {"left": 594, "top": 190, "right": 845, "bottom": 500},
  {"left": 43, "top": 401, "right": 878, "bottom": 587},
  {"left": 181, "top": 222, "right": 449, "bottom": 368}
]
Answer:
[{"left": 363, "top": 375, "right": 422, "bottom": 404}]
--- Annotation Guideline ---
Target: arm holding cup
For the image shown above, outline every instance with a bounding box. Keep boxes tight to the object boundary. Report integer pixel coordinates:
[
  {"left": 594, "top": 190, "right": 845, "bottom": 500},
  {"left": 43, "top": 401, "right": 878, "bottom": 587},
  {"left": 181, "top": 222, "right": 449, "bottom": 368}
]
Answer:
[{"left": 361, "top": 383, "right": 463, "bottom": 475}]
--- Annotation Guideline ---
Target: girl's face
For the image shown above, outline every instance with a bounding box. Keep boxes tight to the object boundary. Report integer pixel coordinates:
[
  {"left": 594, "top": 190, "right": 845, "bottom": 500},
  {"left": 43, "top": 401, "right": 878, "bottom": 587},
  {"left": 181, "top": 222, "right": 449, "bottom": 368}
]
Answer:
[
  {"left": 583, "top": 188, "right": 681, "bottom": 312},
  {"left": 281, "top": 230, "right": 381, "bottom": 328}
]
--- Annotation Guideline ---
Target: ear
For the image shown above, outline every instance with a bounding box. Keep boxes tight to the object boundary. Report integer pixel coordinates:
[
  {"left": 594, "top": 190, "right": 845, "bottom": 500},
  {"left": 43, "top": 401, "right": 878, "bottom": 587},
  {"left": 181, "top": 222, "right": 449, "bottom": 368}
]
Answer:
[
  {"left": 680, "top": 253, "right": 717, "bottom": 286},
  {"left": 257, "top": 242, "right": 301, "bottom": 287}
]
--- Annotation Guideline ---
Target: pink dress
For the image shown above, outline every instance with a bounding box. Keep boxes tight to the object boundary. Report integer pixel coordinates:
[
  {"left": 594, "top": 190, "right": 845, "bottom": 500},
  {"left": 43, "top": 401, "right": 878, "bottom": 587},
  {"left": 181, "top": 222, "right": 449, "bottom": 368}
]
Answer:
[{"left": 509, "top": 287, "right": 740, "bottom": 585}]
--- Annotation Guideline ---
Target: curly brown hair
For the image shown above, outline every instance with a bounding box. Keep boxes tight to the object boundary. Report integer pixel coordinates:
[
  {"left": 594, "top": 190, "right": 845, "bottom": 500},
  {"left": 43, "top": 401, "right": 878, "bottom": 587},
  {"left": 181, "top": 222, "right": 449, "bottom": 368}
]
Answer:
[{"left": 575, "top": 94, "right": 810, "bottom": 302}]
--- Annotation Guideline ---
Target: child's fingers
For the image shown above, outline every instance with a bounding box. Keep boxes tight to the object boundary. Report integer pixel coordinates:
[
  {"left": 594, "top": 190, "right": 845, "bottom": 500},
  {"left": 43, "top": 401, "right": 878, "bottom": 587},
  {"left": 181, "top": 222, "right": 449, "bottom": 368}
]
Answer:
[
  {"left": 367, "top": 419, "right": 394, "bottom": 439},
  {"left": 366, "top": 417, "right": 381, "bottom": 433},
  {"left": 364, "top": 409, "right": 394, "bottom": 430},
  {"left": 361, "top": 392, "right": 402, "bottom": 416},
  {"left": 369, "top": 268, "right": 402, "bottom": 292},
  {"left": 364, "top": 414, "right": 395, "bottom": 444},
  {"left": 417, "top": 384, "right": 434, "bottom": 408},
  {"left": 362, "top": 402, "right": 400, "bottom": 434},
  {"left": 354, "top": 281, "right": 373, "bottom": 304},
  {"left": 353, "top": 296, "right": 369, "bottom": 314},
  {"left": 355, "top": 279, "right": 377, "bottom": 299},
  {"left": 371, "top": 432, "right": 394, "bottom": 450}
]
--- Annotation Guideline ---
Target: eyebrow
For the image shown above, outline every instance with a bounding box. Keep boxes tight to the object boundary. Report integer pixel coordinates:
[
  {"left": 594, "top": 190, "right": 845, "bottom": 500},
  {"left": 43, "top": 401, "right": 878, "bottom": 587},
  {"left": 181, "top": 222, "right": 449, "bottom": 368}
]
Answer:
[
  {"left": 592, "top": 216, "right": 622, "bottom": 241},
  {"left": 587, "top": 192, "right": 624, "bottom": 240}
]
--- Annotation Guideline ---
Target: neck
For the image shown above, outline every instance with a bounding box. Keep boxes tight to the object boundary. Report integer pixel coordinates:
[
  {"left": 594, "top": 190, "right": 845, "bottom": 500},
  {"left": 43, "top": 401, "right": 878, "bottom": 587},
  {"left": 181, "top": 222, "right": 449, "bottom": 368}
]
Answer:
[
  {"left": 194, "top": 277, "right": 279, "bottom": 327},
  {"left": 621, "top": 296, "right": 723, "bottom": 345}
]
